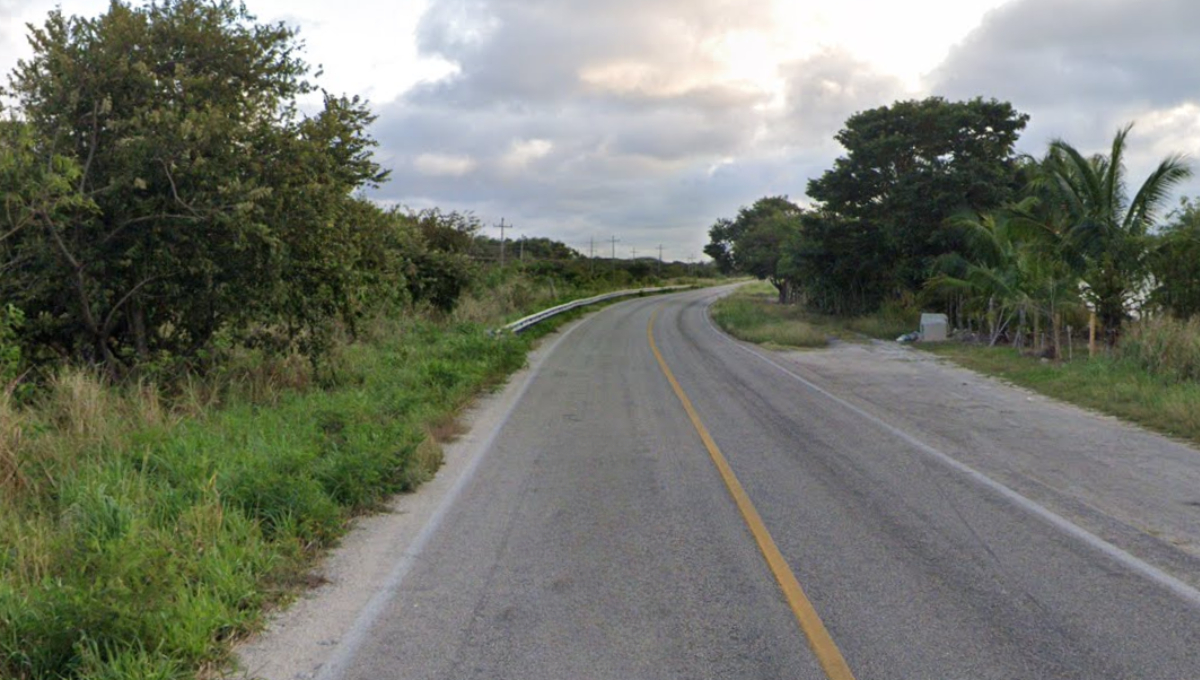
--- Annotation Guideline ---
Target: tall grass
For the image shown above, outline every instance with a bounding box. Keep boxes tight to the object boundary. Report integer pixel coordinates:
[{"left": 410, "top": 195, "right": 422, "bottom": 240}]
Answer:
[
  {"left": 711, "top": 284, "right": 830, "bottom": 348},
  {"left": 0, "top": 317, "right": 528, "bottom": 680},
  {"left": 1118, "top": 316, "right": 1200, "bottom": 382},
  {"left": 844, "top": 301, "right": 921, "bottom": 340}
]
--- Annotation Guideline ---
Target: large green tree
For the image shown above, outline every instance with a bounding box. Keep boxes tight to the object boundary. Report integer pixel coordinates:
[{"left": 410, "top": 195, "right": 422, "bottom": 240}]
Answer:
[
  {"left": 805, "top": 97, "right": 1029, "bottom": 306},
  {"left": 0, "top": 0, "right": 390, "bottom": 370},
  {"left": 704, "top": 196, "right": 804, "bottom": 303}
]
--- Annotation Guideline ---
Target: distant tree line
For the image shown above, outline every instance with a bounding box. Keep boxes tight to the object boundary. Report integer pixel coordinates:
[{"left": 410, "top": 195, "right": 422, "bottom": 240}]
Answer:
[{"left": 706, "top": 96, "right": 1199, "bottom": 351}]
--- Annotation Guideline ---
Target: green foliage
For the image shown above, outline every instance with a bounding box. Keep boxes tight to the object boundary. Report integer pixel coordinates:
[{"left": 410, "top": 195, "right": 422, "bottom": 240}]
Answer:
[
  {"left": 804, "top": 97, "right": 1029, "bottom": 308},
  {"left": 0, "top": 0, "right": 425, "bottom": 373},
  {"left": 0, "top": 318, "right": 528, "bottom": 680},
  {"left": 703, "top": 196, "right": 804, "bottom": 302},
  {"left": 1036, "top": 125, "right": 1192, "bottom": 340},
  {"left": 0, "top": 305, "right": 24, "bottom": 389},
  {"left": 779, "top": 210, "right": 889, "bottom": 315},
  {"left": 1150, "top": 197, "right": 1200, "bottom": 318},
  {"left": 710, "top": 284, "right": 830, "bottom": 348}
]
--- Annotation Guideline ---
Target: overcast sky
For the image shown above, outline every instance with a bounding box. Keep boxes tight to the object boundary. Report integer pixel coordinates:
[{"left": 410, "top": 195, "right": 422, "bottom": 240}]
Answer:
[{"left": 3, "top": 0, "right": 1198, "bottom": 260}]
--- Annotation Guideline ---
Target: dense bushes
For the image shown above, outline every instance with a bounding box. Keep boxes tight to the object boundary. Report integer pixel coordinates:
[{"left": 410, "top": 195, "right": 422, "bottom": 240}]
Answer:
[{"left": 0, "top": 1, "right": 486, "bottom": 379}]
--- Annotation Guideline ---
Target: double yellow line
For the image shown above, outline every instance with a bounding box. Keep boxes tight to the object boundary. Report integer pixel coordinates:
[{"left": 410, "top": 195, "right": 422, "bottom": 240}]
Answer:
[{"left": 647, "top": 309, "right": 857, "bottom": 680}]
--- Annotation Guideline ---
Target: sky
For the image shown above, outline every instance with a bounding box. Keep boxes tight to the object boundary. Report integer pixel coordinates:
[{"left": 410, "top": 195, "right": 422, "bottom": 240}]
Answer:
[{"left": 3, "top": 0, "right": 1199, "bottom": 261}]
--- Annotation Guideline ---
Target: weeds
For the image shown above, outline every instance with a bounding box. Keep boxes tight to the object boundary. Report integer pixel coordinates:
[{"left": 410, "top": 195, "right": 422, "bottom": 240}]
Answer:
[
  {"left": 0, "top": 316, "right": 528, "bottom": 680},
  {"left": 1118, "top": 315, "right": 1200, "bottom": 382},
  {"left": 711, "top": 284, "right": 831, "bottom": 349},
  {"left": 711, "top": 282, "right": 922, "bottom": 347},
  {"left": 0, "top": 272, "right": 705, "bottom": 680}
]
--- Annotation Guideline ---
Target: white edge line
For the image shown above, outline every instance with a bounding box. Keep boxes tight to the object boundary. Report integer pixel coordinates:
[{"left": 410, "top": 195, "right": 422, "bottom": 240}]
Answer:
[
  {"left": 313, "top": 314, "right": 596, "bottom": 680},
  {"left": 699, "top": 305, "right": 1200, "bottom": 610}
]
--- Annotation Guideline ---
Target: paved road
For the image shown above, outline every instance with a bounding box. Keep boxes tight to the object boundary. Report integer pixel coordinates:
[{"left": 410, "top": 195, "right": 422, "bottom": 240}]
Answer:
[{"left": 319, "top": 288, "right": 1200, "bottom": 680}]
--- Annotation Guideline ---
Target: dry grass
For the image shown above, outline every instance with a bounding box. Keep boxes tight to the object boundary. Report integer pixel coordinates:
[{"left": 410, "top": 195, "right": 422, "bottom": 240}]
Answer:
[
  {"left": 451, "top": 277, "right": 561, "bottom": 325},
  {"left": 1, "top": 391, "right": 27, "bottom": 493},
  {"left": 411, "top": 435, "right": 446, "bottom": 486},
  {"left": 1119, "top": 315, "right": 1200, "bottom": 382},
  {"left": 711, "top": 283, "right": 831, "bottom": 349}
]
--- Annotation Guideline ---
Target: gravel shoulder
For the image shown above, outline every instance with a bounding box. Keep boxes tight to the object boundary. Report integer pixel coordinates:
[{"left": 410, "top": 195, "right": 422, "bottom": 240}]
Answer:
[{"left": 769, "top": 338, "right": 1200, "bottom": 585}]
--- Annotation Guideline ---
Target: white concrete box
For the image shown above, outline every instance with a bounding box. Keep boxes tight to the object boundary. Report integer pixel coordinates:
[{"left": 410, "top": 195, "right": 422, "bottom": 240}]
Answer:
[{"left": 920, "top": 313, "right": 948, "bottom": 342}]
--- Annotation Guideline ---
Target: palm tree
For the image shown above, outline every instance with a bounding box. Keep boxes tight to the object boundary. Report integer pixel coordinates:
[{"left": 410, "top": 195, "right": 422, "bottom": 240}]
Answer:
[
  {"left": 931, "top": 211, "right": 1032, "bottom": 346},
  {"left": 1039, "top": 124, "right": 1192, "bottom": 343}
]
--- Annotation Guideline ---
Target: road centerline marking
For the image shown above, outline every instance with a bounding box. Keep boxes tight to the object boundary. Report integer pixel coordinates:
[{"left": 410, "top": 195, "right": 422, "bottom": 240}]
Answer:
[{"left": 647, "top": 307, "right": 857, "bottom": 680}]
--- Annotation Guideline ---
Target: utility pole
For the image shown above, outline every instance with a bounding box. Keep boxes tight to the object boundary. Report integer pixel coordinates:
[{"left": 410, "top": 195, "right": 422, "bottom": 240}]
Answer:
[
  {"left": 657, "top": 244, "right": 664, "bottom": 275},
  {"left": 610, "top": 236, "right": 620, "bottom": 280},
  {"left": 495, "top": 218, "right": 509, "bottom": 268},
  {"left": 631, "top": 246, "right": 637, "bottom": 259},
  {"left": 589, "top": 237, "right": 596, "bottom": 277},
  {"left": 519, "top": 234, "right": 526, "bottom": 263}
]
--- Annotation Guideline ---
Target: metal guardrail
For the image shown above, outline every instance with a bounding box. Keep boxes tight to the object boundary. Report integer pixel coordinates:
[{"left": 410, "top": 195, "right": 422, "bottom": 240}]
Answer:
[{"left": 502, "top": 286, "right": 690, "bottom": 334}]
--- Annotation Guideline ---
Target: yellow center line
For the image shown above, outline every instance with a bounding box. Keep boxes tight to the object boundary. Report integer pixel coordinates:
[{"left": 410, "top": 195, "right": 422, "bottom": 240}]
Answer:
[{"left": 647, "top": 307, "right": 857, "bottom": 680}]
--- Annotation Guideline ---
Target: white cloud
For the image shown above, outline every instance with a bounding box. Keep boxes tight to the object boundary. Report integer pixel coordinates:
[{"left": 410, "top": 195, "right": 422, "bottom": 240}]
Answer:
[
  {"left": 414, "top": 153, "right": 478, "bottom": 177},
  {"left": 501, "top": 139, "right": 553, "bottom": 172},
  {"left": 11, "top": 0, "right": 1200, "bottom": 257}
]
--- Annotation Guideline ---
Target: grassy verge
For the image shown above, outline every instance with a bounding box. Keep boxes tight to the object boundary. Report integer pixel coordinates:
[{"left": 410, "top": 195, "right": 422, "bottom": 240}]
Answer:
[
  {"left": 924, "top": 343, "right": 1200, "bottom": 446},
  {"left": 0, "top": 315, "right": 531, "bottom": 679},
  {"left": 710, "top": 282, "right": 833, "bottom": 348},
  {"left": 0, "top": 274, "right": 718, "bottom": 680},
  {"left": 710, "top": 282, "right": 919, "bottom": 348}
]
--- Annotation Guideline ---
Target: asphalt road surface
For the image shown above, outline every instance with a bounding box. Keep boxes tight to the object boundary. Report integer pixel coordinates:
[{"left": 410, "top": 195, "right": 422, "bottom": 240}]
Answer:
[{"left": 300, "top": 287, "right": 1200, "bottom": 680}]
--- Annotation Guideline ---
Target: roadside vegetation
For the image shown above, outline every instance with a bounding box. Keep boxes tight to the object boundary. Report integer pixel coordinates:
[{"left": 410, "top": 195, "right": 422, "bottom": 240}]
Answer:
[
  {"left": 705, "top": 96, "right": 1200, "bottom": 446},
  {"left": 711, "top": 283, "right": 832, "bottom": 348},
  {"left": 711, "top": 282, "right": 918, "bottom": 348},
  {"left": 0, "top": 2, "right": 719, "bottom": 678}
]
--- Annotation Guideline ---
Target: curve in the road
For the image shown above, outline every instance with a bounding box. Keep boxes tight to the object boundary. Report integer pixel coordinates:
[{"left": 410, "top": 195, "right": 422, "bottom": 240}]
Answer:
[{"left": 649, "top": 306, "right": 857, "bottom": 680}]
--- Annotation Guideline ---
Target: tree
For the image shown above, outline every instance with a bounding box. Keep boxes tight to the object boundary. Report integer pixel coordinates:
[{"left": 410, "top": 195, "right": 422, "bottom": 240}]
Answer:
[
  {"left": 1150, "top": 197, "right": 1200, "bottom": 319},
  {"left": 930, "top": 204, "right": 1081, "bottom": 353},
  {"left": 703, "top": 196, "right": 803, "bottom": 302},
  {"left": 1039, "top": 124, "right": 1192, "bottom": 341},
  {"left": 779, "top": 210, "right": 892, "bottom": 315},
  {"left": 1, "top": 0, "right": 389, "bottom": 371},
  {"left": 806, "top": 97, "right": 1029, "bottom": 305}
]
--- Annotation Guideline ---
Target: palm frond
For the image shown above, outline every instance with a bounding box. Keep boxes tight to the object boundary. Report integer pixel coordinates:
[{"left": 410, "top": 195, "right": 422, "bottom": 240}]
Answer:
[{"left": 1126, "top": 153, "right": 1193, "bottom": 235}]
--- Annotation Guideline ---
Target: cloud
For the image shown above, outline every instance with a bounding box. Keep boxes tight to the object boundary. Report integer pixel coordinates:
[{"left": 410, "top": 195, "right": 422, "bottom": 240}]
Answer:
[
  {"left": 775, "top": 49, "right": 907, "bottom": 149},
  {"left": 371, "top": 0, "right": 907, "bottom": 259},
  {"left": 934, "top": 0, "right": 1200, "bottom": 112},
  {"left": 414, "top": 153, "right": 478, "bottom": 177},
  {"left": 929, "top": 0, "right": 1200, "bottom": 201}
]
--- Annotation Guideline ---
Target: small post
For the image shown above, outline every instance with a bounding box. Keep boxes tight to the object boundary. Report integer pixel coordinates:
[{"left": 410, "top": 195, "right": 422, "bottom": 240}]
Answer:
[{"left": 1089, "top": 311, "right": 1097, "bottom": 358}]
